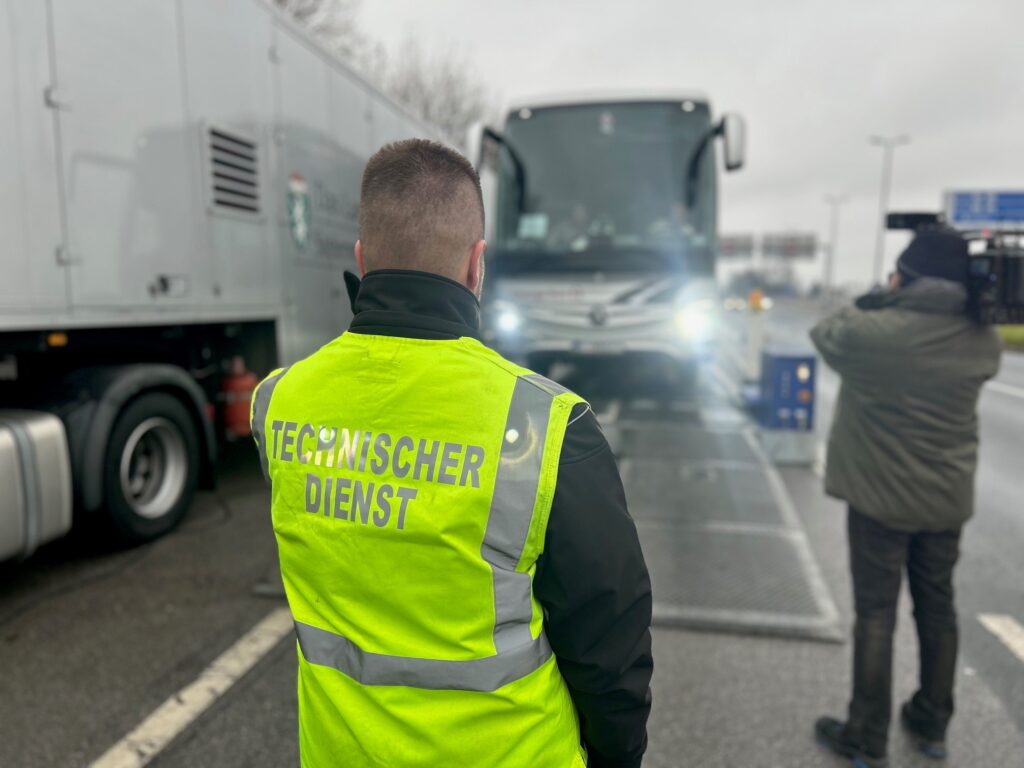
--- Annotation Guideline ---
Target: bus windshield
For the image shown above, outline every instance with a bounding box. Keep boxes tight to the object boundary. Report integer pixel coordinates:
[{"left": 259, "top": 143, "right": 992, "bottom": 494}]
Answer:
[{"left": 494, "top": 100, "right": 717, "bottom": 272}]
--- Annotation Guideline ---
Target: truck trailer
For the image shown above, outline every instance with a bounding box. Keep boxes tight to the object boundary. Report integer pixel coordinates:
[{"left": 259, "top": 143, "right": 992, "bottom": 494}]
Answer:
[{"left": 0, "top": 0, "right": 438, "bottom": 560}]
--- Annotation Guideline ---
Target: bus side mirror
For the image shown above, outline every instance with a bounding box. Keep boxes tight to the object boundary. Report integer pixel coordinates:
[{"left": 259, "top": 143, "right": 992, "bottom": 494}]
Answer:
[
  {"left": 465, "top": 121, "right": 485, "bottom": 171},
  {"left": 719, "top": 113, "right": 746, "bottom": 172}
]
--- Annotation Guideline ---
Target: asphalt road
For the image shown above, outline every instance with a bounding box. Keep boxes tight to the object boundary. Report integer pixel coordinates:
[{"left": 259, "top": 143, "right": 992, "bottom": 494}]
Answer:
[{"left": 0, "top": 303, "right": 1021, "bottom": 767}]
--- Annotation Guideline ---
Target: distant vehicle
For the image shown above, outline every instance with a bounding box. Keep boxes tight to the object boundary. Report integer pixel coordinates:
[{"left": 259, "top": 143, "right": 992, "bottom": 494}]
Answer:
[
  {"left": 0, "top": 0, "right": 438, "bottom": 561},
  {"left": 469, "top": 92, "right": 746, "bottom": 391}
]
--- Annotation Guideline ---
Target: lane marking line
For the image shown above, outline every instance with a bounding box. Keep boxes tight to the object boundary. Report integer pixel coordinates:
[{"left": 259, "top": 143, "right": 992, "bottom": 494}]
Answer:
[
  {"left": 594, "top": 399, "right": 621, "bottom": 426},
  {"left": 717, "top": 343, "right": 747, "bottom": 377},
  {"left": 710, "top": 363, "right": 741, "bottom": 401},
  {"left": 718, "top": 326, "right": 742, "bottom": 344},
  {"left": 986, "top": 380, "right": 1024, "bottom": 400},
  {"left": 613, "top": 419, "right": 744, "bottom": 434},
  {"left": 91, "top": 607, "right": 293, "bottom": 768},
  {"left": 815, "top": 372, "right": 840, "bottom": 402},
  {"left": 813, "top": 442, "right": 826, "bottom": 479},
  {"left": 704, "top": 372, "right": 730, "bottom": 402},
  {"left": 741, "top": 429, "right": 842, "bottom": 631},
  {"left": 978, "top": 613, "right": 1024, "bottom": 664},
  {"left": 678, "top": 458, "right": 766, "bottom": 473},
  {"left": 617, "top": 456, "right": 633, "bottom": 485},
  {"left": 636, "top": 519, "right": 802, "bottom": 538}
]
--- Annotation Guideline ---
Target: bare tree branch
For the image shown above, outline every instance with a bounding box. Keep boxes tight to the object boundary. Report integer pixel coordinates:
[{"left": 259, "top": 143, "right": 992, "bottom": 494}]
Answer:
[
  {"left": 273, "top": 0, "right": 364, "bottom": 63},
  {"left": 273, "top": 0, "right": 495, "bottom": 147},
  {"left": 385, "top": 38, "right": 493, "bottom": 145}
]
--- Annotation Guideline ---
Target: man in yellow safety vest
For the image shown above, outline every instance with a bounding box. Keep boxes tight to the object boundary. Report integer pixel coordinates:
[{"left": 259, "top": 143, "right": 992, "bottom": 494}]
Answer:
[{"left": 252, "top": 139, "right": 652, "bottom": 767}]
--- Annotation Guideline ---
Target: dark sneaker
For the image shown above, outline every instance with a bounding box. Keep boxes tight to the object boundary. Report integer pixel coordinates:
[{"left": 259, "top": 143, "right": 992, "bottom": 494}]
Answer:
[
  {"left": 901, "top": 702, "right": 948, "bottom": 759},
  {"left": 814, "top": 716, "right": 890, "bottom": 768}
]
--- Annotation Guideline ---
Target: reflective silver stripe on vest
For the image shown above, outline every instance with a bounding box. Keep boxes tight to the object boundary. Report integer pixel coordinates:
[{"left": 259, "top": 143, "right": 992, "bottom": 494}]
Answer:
[
  {"left": 482, "top": 376, "right": 553, "bottom": 653},
  {"left": 252, "top": 368, "right": 288, "bottom": 480},
  {"left": 295, "top": 620, "right": 553, "bottom": 692},
  {"left": 523, "top": 372, "right": 572, "bottom": 397}
]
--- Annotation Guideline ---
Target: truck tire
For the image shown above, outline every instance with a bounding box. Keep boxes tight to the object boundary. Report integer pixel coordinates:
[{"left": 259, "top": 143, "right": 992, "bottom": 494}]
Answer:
[{"left": 102, "top": 392, "right": 199, "bottom": 543}]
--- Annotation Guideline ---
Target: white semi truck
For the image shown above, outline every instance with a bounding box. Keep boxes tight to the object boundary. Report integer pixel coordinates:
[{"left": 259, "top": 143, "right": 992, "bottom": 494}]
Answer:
[
  {"left": 0, "top": 0, "right": 438, "bottom": 560},
  {"left": 470, "top": 93, "right": 745, "bottom": 392}
]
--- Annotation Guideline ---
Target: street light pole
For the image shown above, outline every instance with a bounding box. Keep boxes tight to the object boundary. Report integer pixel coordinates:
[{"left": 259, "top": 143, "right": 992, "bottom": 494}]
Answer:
[
  {"left": 869, "top": 134, "right": 910, "bottom": 286},
  {"left": 822, "top": 193, "right": 848, "bottom": 293}
]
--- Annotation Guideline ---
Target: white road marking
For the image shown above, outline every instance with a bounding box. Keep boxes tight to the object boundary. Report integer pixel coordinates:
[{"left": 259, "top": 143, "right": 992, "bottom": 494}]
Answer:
[
  {"left": 716, "top": 340, "right": 747, "bottom": 376},
  {"left": 594, "top": 399, "right": 622, "bottom": 426},
  {"left": 741, "top": 430, "right": 842, "bottom": 634},
  {"left": 813, "top": 442, "right": 826, "bottom": 479},
  {"left": 986, "top": 380, "right": 1024, "bottom": 400},
  {"left": 815, "top": 371, "right": 840, "bottom": 403},
  {"left": 704, "top": 370, "right": 730, "bottom": 401},
  {"left": 617, "top": 456, "right": 633, "bottom": 485},
  {"left": 718, "top": 325, "right": 742, "bottom": 345},
  {"left": 978, "top": 613, "right": 1024, "bottom": 664},
  {"left": 710, "top": 363, "right": 741, "bottom": 401},
  {"left": 91, "top": 607, "right": 293, "bottom": 768}
]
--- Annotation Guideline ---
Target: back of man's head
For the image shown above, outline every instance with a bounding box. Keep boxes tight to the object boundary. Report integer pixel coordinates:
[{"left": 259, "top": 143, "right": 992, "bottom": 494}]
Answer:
[{"left": 357, "top": 139, "right": 484, "bottom": 280}]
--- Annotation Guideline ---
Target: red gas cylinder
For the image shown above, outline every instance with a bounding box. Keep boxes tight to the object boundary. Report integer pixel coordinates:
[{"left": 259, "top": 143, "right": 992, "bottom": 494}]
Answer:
[{"left": 221, "top": 356, "right": 259, "bottom": 439}]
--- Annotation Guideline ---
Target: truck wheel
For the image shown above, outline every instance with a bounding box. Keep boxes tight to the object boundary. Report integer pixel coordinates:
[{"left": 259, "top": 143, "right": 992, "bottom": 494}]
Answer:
[{"left": 102, "top": 393, "right": 199, "bottom": 543}]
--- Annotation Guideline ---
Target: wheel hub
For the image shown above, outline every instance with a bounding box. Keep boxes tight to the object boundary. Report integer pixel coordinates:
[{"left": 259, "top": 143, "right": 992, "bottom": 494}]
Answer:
[{"left": 118, "top": 416, "right": 187, "bottom": 520}]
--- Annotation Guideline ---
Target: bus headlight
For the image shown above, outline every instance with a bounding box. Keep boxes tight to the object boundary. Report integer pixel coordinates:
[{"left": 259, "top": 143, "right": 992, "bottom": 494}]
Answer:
[
  {"left": 496, "top": 306, "right": 522, "bottom": 334},
  {"left": 674, "top": 301, "right": 714, "bottom": 341}
]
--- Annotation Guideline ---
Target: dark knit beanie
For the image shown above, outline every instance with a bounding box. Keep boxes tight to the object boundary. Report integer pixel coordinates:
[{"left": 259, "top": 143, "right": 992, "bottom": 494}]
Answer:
[{"left": 896, "top": 228, "right": 968, "bottom": 285}]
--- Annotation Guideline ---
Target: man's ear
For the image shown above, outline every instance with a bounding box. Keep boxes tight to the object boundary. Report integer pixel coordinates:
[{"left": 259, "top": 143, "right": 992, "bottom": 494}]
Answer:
[
  {"left": 466, "top": 239, "right": 487, "bottom": 297},
  {"left": 354, "top": 240, "right": 367, "bottom": 277}
]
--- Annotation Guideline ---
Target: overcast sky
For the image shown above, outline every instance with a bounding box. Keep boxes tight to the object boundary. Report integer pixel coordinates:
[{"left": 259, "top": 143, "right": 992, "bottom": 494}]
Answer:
[{"left": 360, "top": 0, "right": 1023, "bottom": 287}]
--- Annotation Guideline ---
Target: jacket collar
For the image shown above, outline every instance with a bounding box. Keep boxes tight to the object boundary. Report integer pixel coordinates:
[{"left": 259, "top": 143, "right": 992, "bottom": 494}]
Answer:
[
  {"left": 347, "top": 269, "right": 482, "bottom": 340},
  {"left": 885, "top": 277, "right": 967, "bottom": 315}
]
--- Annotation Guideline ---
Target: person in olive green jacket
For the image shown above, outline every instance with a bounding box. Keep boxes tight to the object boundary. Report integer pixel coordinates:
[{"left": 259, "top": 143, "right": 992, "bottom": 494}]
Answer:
[{"left": 810, "top": 228, "right": 1002, "bottom": 768}]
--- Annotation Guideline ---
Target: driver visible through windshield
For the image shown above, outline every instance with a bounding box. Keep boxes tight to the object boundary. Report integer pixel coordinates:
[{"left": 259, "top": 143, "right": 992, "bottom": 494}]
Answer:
[{"left": 495, "top": 100, "right": 717, "bottom": 269}]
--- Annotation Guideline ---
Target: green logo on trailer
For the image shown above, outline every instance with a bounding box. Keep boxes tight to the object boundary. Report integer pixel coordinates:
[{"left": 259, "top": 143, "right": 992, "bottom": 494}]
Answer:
[{"left": 287, "top": 174, "right": 312, "bottom": 251}]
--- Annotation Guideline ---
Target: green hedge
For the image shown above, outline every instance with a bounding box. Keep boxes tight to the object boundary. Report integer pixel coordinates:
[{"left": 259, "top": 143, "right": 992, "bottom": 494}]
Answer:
[{"left": 999, "top": 326, "right": 1024, "bottom": 349}]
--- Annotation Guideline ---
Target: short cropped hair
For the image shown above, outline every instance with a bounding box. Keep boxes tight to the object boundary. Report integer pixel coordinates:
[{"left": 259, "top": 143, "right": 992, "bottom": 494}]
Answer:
[{"left": 358, "top": 139, "right": 484, "bottom": 278}]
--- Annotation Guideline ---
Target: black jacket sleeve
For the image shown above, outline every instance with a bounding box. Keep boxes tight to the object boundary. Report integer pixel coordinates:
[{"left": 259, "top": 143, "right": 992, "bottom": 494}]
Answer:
[{"left": 534, "top": 404, "right": 653, "bottom": 768}]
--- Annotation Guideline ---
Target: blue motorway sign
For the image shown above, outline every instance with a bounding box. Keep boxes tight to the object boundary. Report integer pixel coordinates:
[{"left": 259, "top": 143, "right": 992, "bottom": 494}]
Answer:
[{"left": 944, "top": 190, "right": 1024, "bottom": 230}]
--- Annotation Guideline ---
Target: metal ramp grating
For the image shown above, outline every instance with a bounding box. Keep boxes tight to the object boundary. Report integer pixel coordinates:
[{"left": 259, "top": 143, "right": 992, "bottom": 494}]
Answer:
[
  {"left": 638, "top": 525, "right": 821, "bottom": 617},
  {"left": 618, "top": 414, "right": 842, "bottom": 643},
  {"left": 627, "top": 461, "right": 785, "bottom": 527}
]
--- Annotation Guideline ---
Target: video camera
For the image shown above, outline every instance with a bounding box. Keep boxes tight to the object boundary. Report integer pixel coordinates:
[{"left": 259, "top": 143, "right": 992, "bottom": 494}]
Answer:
[{"left": 887, "top": 212, "right": 1024, "bottom": 324}]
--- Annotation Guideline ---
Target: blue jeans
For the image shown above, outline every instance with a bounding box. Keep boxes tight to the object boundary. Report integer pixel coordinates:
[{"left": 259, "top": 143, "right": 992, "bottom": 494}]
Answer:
[{"left": 846, "top": 507, "right": 961, "bottom": 755}]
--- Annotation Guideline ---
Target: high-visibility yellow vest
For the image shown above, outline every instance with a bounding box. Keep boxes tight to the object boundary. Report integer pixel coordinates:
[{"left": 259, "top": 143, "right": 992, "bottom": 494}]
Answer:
[{"left": 252, "top": 331, "right": 588, "bottom": 768}]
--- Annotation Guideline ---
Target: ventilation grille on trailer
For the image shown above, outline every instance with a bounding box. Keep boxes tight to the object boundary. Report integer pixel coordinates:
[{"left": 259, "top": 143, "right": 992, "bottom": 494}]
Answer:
[{"left": 208, "top": 128, "right": 260, "bottom": 214}]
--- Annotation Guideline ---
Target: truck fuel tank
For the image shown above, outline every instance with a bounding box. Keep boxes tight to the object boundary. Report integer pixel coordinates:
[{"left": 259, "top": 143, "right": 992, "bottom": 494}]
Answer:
[{"left": 0, "top": 410, "right": 73, "bottom": 561}]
